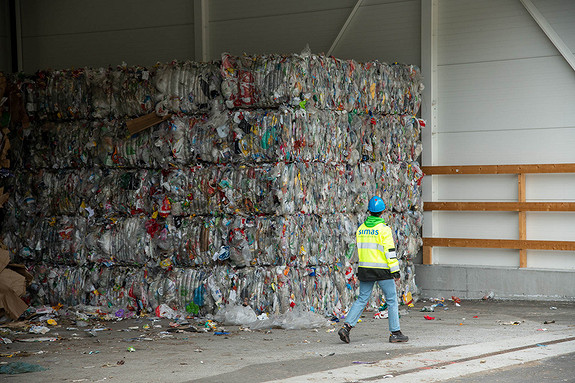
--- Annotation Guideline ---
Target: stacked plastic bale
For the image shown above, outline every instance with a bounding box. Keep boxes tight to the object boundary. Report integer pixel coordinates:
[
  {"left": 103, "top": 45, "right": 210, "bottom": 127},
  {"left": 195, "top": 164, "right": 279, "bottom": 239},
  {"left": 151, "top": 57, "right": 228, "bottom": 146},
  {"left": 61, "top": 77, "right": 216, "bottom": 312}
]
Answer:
[
  {"left": 4, "top": 63, "right": 226, "bottom": 316},
  {"left": 2, "top": 53, "right": 423, "bottom": 318},
  {"left": 216, "top": 52, "right": 424, "bottom": 311}
]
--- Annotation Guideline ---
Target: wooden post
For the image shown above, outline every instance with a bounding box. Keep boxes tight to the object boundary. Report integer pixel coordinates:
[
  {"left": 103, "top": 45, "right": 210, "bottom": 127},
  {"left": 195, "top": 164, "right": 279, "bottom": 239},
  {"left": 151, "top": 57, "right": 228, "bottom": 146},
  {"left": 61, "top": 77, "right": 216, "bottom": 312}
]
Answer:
[
  {"left": 423, "top": 245, "right": 432, "bottom": 265},
  {"left": 518, "top": 173, "right": 527, "bottom": 268}
]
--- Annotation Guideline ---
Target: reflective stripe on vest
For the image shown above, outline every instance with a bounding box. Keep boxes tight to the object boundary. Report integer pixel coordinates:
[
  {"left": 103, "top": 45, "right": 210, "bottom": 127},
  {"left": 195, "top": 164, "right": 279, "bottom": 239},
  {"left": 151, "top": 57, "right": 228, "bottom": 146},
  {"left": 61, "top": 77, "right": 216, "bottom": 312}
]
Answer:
[
  {"left": 357, "top": 242, "right": 386, "bottom": 253},
  {"left": 359, "top": 261, "right": 389, "bottom": 268}
]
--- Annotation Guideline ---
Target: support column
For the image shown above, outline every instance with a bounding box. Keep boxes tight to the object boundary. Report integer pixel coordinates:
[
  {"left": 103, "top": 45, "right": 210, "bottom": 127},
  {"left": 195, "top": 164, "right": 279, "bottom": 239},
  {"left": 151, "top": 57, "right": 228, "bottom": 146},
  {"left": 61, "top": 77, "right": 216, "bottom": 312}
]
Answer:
[
  {"left": 421, "top": 0, "right": 438, "bottom": 264},
  {"left": 194, "top": 0, "right": 209, "bottom": 62},
  {"left": 518, "top": 173, "right": 527, "bottom": 268}
]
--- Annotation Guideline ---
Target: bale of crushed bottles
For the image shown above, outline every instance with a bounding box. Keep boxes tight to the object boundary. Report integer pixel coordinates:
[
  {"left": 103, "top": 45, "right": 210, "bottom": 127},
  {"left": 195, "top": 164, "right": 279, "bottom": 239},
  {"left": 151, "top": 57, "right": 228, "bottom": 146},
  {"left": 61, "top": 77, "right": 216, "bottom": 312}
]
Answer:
[
  {"left": 3, "top": 210, "right": 421, "bottom": 269},
  {"left": 19, "top": 62, "right": 221, "bottom": 121},
  {"left": 14, "top": 109, "right": 421, "bottom": 168},
  {"left": 220, "top": 53, "right": 423, "bottom": 115},
  {"left": 1, "top": 52, "right": 423, "bottom": 318},
  {"left": 8, "top": 162, "right": 422, "bottom": 217}
]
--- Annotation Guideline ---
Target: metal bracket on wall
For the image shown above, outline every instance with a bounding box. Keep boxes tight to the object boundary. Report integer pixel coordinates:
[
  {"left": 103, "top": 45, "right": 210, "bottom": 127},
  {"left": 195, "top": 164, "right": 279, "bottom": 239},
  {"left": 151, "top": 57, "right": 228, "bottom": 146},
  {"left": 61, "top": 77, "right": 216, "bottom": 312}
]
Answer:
[{"left": 520, "top": 0, "right": 575, "bottom": 73}]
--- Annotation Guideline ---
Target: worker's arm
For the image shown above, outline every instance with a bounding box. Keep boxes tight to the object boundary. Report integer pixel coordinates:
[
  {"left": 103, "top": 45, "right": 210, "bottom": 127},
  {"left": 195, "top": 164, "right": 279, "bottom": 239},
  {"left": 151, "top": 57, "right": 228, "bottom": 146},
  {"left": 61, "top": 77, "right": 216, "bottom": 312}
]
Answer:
[{"left": 381, "top": 226, "right": 400, "bottom": 275}]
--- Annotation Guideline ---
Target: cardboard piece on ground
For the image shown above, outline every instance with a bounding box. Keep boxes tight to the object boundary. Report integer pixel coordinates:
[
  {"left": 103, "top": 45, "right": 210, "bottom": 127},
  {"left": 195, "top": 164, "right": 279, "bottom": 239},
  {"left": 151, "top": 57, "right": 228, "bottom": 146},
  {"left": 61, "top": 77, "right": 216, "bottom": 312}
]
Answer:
[
  {"left": 0, "top": 249, "right": 31, "bottom": 320},
  {"left": 126, "top": 113, "right": 171, "bottom": 135}
]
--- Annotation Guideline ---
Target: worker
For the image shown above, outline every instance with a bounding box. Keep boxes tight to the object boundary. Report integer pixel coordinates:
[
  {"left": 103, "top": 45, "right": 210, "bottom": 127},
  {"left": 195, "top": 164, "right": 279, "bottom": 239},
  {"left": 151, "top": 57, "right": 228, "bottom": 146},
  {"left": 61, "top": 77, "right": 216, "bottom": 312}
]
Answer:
[{"left": 338, "top": 196, "right": 408, "bottom": 343}]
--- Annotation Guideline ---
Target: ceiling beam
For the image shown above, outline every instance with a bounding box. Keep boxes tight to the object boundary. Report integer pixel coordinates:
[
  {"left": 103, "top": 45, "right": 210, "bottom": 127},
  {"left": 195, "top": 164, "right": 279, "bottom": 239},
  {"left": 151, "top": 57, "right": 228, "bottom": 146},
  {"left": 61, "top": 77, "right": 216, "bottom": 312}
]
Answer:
[
  {"left": 520, "top": 0, "right": 575, "bottom": 73},
  {"left": 327, "top": 0, "right": 363, "bottom": 56}
]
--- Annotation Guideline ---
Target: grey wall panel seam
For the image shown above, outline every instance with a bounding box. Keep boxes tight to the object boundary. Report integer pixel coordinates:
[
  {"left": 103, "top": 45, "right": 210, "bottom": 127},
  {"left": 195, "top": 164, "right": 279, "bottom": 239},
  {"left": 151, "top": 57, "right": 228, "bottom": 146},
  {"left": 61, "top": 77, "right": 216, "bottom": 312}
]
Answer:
[{"left": 22, "top": 23, "right": 195, "bottom": 38}]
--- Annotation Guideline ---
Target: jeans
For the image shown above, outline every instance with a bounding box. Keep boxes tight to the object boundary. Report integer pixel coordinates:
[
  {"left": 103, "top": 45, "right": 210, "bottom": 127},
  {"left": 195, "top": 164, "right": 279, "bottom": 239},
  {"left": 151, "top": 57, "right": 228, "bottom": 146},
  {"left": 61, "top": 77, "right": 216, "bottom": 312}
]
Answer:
[{"left": 344, "top": 279, "right": 400, "bottom": 332}]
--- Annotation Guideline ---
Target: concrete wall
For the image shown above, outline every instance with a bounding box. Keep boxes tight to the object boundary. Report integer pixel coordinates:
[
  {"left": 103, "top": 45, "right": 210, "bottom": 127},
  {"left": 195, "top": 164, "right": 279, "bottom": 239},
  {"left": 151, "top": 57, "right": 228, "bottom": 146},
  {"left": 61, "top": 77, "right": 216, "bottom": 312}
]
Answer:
[{"left": 415, "top": 264, "right": 575, "bottom": 301}]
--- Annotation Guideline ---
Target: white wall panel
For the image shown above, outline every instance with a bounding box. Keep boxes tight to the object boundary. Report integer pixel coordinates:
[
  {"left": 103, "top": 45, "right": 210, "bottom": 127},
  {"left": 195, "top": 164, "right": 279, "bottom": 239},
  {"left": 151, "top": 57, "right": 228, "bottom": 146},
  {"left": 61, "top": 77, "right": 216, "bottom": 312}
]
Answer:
[
  {"left": 23, "top": 25, "right": 195, "bottom": 71},
  {"left": 20, "top": 0, "right": 194, "bottom": 71},
  {"left": 526, "top": 174, "right": 575, "bottom": 201},
  {"left": 526, "top": 212, "right": 575, "bottom": 241},
  {"left": 436, "top": 175, "right": 518, "bottom": 201},
  {"left": 437, "top": 56, "right": 575, "bottom": 133},
  {"left": 438, "top": 0, "right": 557, "bottom": 65},
  {"left": 423, "top": 211, "right": 434, "bottom": 237},
  {"left": 209, "top": 0, "right": 409, "bottom": 22},
  {"left": 436, "top": 212, "right": 519, "bottom": 240},
  {"left": 209, "top": 0, "right": 420, "bottom": 64},
  {"left": 437, "top": 127, "right": 575, "bottom": 166},
  {"left": 335, "top": 0, "right": 420, "bottom": 64},
  {"left": 210, "top": 1, "right": 354, "bottom": 21},
  {"left": 209, "top": 8, "right": 349, "bottom": 59},
  {"left": 433, "top": 248, "right": 520, "bottom": 267},
  {"left": 21, "top": 0, "right": 194, "bottom": 35},
  {"left": 526, "top": 251, "right": 575, "bottom": 270}
]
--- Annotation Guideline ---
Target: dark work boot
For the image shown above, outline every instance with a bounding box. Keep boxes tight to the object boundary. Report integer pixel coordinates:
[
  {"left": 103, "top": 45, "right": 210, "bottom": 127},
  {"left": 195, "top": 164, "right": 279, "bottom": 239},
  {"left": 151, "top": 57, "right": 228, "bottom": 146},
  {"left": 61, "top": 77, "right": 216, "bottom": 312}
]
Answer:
[
  {"left": 338, "top": 323, "right": 352, "bottom": 343},
  {"left": 389, "top": 330, "right": 408, "bottom": 343}
]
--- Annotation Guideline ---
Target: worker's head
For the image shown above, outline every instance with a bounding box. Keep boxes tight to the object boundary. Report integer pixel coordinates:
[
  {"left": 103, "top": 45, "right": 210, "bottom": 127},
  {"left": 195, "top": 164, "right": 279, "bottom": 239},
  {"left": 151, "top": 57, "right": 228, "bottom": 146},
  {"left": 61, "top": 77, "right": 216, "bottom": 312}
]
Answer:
[{"left": 368, "top": 196, "right": 385, "bottom": 216}]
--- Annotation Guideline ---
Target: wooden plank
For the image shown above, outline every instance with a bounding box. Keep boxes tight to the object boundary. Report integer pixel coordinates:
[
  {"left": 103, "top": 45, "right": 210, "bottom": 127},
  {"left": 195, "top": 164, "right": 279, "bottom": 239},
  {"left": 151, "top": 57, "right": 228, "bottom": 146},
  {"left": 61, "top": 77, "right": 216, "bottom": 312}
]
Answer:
[
  {"left": 421, "top": 163, "right": 575, "bottom": 175},
  {"left": 423, "top": 245, "right": 432, "bottom": 265},
  {"left": 423, "top": 238, "right": 575, "bottom": 251},
  {"left": 518, "top": 174, "right": 527, "bottom": 268},
  {"left": 126, "top": 113, "right": 171, "bottom": 136},
  {"left": 423, "top": 202, "right": 575, "bottom": 211}
]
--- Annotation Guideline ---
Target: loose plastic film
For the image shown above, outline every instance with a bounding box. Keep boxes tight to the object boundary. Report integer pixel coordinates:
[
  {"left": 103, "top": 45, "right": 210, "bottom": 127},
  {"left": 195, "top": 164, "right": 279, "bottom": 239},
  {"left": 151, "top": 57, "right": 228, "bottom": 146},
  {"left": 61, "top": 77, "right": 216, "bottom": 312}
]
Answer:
[{"left": 2, "top": 53, "right": 424, "bottom": 321}]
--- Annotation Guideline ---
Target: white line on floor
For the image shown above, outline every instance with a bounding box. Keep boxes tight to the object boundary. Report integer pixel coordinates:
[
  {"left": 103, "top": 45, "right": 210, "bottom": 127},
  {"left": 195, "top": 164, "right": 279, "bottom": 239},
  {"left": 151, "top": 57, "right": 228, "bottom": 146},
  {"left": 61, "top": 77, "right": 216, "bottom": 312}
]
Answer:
[{"left": 266, "top": 331, "right": 575, "bottom": 383}]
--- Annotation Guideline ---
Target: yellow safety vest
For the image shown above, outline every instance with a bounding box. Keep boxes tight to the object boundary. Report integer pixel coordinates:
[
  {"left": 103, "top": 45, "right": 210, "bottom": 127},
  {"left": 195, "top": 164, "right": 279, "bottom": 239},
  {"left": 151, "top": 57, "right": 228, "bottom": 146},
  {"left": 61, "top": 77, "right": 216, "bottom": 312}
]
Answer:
[{"left": 356, "top": 222, "right": 399, "bottom": 273}]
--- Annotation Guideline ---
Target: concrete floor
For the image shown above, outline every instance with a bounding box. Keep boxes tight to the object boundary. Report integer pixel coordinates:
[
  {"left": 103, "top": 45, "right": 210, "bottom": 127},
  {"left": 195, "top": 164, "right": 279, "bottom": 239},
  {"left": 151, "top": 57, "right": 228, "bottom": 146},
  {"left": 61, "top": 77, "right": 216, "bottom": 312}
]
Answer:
[{"left": 0, "top": 299, "right": 574, "bottom": 382}]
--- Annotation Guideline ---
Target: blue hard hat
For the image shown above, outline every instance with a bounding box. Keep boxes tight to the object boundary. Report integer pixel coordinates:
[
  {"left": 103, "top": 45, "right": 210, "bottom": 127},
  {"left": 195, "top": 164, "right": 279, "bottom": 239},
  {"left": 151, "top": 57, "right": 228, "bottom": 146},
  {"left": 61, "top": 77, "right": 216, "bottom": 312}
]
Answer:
[{"left": 368, "top": 196, "right": 386, "bottom": 213}]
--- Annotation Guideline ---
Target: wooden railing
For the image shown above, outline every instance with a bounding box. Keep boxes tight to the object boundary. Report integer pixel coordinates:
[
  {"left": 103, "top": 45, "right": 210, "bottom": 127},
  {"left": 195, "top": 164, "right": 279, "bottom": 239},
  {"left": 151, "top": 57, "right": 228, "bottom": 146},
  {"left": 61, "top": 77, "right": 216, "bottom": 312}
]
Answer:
[{"left": 421, "top": 163, "right": 575, "bottom": 267}]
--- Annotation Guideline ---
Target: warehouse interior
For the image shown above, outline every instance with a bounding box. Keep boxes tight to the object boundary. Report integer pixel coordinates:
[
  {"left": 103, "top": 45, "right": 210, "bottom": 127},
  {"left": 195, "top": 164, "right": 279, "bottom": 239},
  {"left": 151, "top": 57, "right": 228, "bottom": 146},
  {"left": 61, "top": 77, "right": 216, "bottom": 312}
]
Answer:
[{"left": 1, "top": 0, "right": 574, "bottom": 326}]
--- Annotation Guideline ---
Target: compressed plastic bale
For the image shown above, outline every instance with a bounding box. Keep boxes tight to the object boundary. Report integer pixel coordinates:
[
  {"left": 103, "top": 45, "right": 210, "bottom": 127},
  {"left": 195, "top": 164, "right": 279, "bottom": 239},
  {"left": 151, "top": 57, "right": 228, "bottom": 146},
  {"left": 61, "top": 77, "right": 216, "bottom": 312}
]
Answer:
[
  {"left": 19, "top": 261, "right": 418, "bottom": 316},
  {"left": 24, "top": 69, "right": 92, "bottom": 121},
  {"left": 220, "top": 53, "right": 423, "bottom": 116},
  {"left": 3, "top": 212, "right": 421, "bottom": 269},
  {"left": 15, "top": 112, "right": 422, "bottom": 170},
  {"left": 154, "top": 61, "right": 221, "bottom": 115},
  {"left": 108, "top": 65, "right": 156, "bottom": 118}
]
